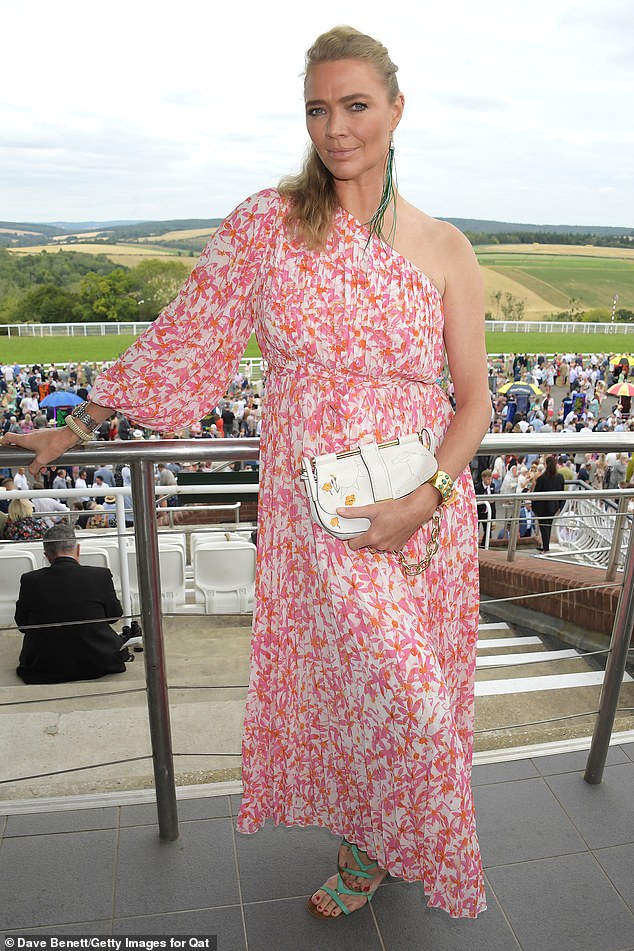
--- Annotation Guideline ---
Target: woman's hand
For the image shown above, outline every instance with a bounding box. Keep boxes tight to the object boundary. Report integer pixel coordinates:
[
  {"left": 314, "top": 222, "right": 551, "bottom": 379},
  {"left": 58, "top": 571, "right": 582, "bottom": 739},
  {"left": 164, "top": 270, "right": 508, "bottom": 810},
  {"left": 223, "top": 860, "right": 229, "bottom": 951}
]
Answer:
[
  {"left": 0, "top": 427, "right": 79, "bottom": 476},
  {"left": 338, "top": 483, "right": 441, "bottom": 552}
]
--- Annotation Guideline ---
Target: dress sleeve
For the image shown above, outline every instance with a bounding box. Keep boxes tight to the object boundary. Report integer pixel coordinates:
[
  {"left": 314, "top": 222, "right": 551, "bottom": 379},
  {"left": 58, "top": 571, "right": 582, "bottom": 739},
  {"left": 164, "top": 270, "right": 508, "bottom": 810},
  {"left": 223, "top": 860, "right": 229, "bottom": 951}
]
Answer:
[{"left": 89, "top": 189, "right": 279, "bottom": 431}]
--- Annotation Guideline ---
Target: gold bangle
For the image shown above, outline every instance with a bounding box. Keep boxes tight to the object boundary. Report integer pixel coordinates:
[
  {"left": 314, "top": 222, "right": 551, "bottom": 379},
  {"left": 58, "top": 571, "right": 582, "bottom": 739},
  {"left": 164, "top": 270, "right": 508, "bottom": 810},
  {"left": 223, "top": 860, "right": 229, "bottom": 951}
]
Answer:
[
  {"left": 65, "top": 415, "right": 93, "bottom": 443},
  {"left": 428, "top": 469, "right": 457, "bottom": 506}
]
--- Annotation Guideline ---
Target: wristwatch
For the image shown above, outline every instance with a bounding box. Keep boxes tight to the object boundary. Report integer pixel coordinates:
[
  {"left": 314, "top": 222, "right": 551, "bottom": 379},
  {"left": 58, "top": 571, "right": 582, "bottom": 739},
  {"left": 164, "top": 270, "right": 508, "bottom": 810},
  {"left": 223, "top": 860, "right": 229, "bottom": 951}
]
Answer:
[
  {"left": 70, "top": 401, "right": 101, "bottom": 433},
  {"left": 428, "top": 469, "right": 457, "bottom": 506}
]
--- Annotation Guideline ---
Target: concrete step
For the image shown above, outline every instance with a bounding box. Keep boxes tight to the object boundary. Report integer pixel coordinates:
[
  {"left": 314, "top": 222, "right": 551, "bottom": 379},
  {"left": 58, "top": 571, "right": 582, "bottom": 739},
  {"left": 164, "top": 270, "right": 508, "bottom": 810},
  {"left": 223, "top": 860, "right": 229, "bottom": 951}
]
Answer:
[
  {"left": 476, "top": 669, "right": 633, "bottom": 697},
  {"left": 476, "top": 649, "right": 580, "bottom": 668},
  {"left": 477, "top": 636, "right": 543, "bottom": 650}
]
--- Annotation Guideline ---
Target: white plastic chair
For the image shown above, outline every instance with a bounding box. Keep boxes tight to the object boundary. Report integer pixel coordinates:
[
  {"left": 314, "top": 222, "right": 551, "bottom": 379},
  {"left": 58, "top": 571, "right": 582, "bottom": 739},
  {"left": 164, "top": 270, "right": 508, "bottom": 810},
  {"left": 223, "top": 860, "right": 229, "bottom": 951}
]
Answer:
[
  {"left": 157, "top": 532, "right": 186, "bottom": 557},
  {"left": 126, "top": 545, "right": 186, "bottom": 613},
  {"left": 0, "top": 550, "right": 38, "bottom": 625},
  {"left": 193, "top": 540, "right": 256, "bottom": 614},
  {"left": 0, "top": 540, "right": 45, "bottom": 566},
  {"left": 79, "top": 536, "right": 123, "bottom": 591},
  {"left": 79, "top": 547, "right": 111, "bottom": 571},
  {"left": 190, "top": 530, "right": 246, "bottom": 557}
]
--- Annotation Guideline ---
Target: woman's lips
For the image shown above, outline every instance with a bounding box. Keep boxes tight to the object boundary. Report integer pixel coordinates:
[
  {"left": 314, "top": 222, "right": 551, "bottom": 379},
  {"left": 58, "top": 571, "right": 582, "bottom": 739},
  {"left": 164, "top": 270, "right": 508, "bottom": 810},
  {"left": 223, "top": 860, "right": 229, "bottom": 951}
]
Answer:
[{"left": 327, "top": 147, "right": 359, "bottom": 159}]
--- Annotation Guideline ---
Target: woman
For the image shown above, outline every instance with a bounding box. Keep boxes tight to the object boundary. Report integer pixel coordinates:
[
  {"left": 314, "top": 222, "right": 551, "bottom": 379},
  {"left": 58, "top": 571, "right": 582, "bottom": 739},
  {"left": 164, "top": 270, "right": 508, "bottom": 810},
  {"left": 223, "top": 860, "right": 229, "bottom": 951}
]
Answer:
[
  {"left": 1, "top": 27, "right": 490, "bottom": 920},
  {"left": 532, "top": 455, "right": 565, "bottom": 552},
  {"left": 3, "top": 498, "right": 48, "bottom": 541},
  {"left": 497, "top": 464, "right": 520, "bottom": 539}
]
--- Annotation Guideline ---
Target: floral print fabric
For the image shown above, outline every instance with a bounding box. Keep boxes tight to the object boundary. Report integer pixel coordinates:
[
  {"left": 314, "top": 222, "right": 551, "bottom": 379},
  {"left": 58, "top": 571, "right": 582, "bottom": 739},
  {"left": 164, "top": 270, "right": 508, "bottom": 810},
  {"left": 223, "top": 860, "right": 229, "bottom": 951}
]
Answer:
[{"left": 91, "top": 189, "right": 486, "bottom": 918}]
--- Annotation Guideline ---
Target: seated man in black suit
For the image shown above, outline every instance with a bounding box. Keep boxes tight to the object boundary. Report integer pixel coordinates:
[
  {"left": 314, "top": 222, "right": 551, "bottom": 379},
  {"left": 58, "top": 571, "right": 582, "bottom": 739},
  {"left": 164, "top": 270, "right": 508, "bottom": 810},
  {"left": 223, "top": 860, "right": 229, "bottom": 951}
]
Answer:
[
  {"left": 15, "top": 523, "right": 131, "bottom": 684},
  {"left": 473, "top": 468, "right": 496, "bottom": 548}
]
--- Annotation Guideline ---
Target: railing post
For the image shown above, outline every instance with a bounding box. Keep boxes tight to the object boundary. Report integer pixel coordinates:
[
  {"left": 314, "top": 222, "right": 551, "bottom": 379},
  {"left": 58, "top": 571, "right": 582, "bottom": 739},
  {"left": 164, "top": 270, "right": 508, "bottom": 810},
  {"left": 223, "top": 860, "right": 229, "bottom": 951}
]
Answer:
[
  {"left": 506, "top": 497, "right": 521, "bottom": 562},
  {"left": 605, "top": 496, "right": 629, "bottom": 582},
  {"left": 114, "top": 493, "right": 132, "bottom": 621},
  {"left": 130, "top": 459, "right": 179, "bottom": 840},
  {"left": 585, "top": 506, "right": 634, "bottom": 784}
]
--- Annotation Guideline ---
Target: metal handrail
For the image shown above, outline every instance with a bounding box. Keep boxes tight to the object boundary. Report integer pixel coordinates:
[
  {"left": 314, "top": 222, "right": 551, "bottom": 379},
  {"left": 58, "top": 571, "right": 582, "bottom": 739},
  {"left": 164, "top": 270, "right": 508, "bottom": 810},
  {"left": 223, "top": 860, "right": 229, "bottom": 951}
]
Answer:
[{"left": 1, "top": 431, "right": 633, "bottom": 839}]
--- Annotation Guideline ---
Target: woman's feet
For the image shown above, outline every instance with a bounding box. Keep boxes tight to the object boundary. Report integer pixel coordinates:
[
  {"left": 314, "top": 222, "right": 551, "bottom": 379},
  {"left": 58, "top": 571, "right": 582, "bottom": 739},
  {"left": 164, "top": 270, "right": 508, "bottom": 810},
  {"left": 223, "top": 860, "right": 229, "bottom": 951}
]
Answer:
[{"left": 308, "top": 841, "right": 388, "bottom": 918}]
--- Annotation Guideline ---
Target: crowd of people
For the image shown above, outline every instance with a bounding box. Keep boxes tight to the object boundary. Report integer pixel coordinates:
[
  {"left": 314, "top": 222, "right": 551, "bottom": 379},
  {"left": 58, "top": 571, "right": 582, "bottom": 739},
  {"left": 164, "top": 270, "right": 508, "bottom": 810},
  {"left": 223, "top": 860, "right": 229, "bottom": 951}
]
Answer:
[
  {"left": 463, "top": 351, "right": 634, "bottom": 548},
  {"left": 1, "top": 361, "right": 263, "bottom": 440},
  {"left": 2, "top": 352, "right": 633, "bottom": 550}
]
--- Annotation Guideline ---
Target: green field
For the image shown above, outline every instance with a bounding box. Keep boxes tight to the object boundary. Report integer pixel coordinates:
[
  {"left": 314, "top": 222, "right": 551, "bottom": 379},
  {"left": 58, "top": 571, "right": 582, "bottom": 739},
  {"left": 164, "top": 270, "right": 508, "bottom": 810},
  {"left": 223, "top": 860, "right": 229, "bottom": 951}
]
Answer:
[
  {"left": 484, "top": 331, "right": 633, "bottom": 354},
  {"left": 1, "top": 330, "right": 632, "bottom": 366},
  {"left": 0, "top": 333, "right": 263, "bottom": 364},
  {"left": 477, "top": 251, "right": 634, "bottom": 311}
]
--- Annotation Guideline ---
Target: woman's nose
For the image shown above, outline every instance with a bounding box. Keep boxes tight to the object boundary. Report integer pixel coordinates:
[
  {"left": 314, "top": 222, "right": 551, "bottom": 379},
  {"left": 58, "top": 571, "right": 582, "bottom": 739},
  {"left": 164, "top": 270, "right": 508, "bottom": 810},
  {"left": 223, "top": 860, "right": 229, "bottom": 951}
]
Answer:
[{"left": 326, "top": 109, "right": 347, "bottom": 137}]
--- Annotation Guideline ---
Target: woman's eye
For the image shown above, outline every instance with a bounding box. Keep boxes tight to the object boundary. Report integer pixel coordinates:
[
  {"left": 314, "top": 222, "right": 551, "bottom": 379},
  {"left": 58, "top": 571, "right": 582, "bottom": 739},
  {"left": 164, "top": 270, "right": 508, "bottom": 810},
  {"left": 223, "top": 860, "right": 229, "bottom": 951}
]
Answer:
[
  {"left": 350, "top": 102, "right": 368, "bottom": 111},
  {"left": 306, "top": 107, "right": 326, "bottom": 117}
]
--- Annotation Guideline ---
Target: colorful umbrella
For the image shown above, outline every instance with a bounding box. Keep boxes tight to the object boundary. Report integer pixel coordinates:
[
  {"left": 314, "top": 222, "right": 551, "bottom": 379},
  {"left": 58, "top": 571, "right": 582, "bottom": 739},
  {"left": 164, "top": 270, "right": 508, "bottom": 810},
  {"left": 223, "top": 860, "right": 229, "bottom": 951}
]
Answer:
[
  {"left": 609, "top": 354, "right": 631, "bottom": 367},
  {"left": 497, "top": 381, "right": 543, "bottom": 397},
  {"left": 39, "top": 390, "right": 84, "bottom": 407},
  {"left": 607, "top": 382, "right": 634, "bottom": 398}
]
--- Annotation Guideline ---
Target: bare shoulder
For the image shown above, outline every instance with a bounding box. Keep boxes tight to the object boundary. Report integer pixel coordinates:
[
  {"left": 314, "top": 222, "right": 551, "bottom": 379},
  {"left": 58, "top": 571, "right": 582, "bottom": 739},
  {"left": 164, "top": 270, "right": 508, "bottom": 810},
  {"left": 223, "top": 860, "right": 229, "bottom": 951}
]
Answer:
[{"left": 395, "top": 199, "right": 477, "bottom": 296}]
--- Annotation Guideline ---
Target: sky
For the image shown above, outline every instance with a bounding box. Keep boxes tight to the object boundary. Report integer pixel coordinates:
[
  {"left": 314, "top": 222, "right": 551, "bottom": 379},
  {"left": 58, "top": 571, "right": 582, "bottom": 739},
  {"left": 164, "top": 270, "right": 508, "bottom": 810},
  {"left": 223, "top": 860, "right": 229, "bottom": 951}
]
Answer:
[{"left": 1, "top": 0, "right": 632, "bottom": 227}]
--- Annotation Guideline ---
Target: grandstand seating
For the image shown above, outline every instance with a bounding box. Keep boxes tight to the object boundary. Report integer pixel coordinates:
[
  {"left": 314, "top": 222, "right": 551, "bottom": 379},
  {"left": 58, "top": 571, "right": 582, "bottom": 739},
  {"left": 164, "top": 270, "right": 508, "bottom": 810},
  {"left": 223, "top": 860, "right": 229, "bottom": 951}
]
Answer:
[
  {"left": 193, "top": 538, "right": 256, "bottom": 614},
  {"left": 0, "top": 550, "right": 39, "bottom": 625}
]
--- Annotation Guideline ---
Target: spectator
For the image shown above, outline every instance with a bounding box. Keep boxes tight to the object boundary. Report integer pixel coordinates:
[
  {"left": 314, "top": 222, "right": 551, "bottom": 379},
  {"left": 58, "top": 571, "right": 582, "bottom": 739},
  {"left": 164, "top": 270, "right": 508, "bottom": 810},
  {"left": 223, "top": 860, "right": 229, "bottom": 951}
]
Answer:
[
  {"left": 93, "top": 465, "right": 116, "bottom": 487},
  {"left": 52, "top": 467, "right": 70, "bottom": 490},
  {"left": 519, "top": 500, "right": 536, "bottom": 538},
  {"left": 14, "top": 523, "right": 129, "bottom": 684},
  {"left": 13, "top": 466, "right": 29, "bottom": 491},
  {"left": 533, "top": 455, "right": 565, "bottom": 553},
  {"left": 30, "top": 480, "right": 71, "bottom": 528},
  {"left": 4, "top": 498, "right": 48, "bottom": 541}
]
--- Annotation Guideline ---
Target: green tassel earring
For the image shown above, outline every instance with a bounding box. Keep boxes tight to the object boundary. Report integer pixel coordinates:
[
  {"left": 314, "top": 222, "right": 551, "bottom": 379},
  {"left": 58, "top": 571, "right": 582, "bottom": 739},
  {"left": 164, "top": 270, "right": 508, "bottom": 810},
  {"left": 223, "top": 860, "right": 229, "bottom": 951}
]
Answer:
[{"left": 367, "top": 136, "right": 397, "bottom": 246}]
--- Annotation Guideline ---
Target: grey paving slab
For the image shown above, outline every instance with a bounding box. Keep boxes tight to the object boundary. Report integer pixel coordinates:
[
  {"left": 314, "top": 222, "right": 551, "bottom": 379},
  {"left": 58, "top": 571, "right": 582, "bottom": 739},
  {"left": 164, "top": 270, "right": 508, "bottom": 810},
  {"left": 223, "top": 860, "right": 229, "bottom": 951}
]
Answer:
[
  {"left": 621, "top": 742, "right": 634, "bottom": 763},
  {"left": 243, "top": 895, "right": 383, "bottom": 951},
  {"left": 115, "top": 818, "right": 239, "bottom": 918},
  {"left": 474, "top": 777, "right": 587, "bottom": 867},
  {"left": 112, "top": 906, "right": 246, "bottom": 950},
  {"left": 531, "top": 744, "right": 630, "bottom": 776},
  {"left": 0, "top": 829, "right": 117, "bottom": 930},
  {"left": 2, "top": 921, "right": 112, "bottom": 936},
  {"left": 371, "top": 878, "right": 521, "bottom": 951},
  {"left": 472, "top": 758, "right": 540, "bottom": 786},
  {"left": 487, "top": 852, "right": 634, "bottom": 951},
  {"left": 229, "top": 794, "right": 242, "bottom": 815},
  {"left": 545, "top": 763, "right": 634, "bottom": 849},
  {"left": 594, "top": 843, "right": 634, "bottom": 915},
  {"left": 120, "top": 795, "right": 231, "bottom": 826},
  {"left": 5, "top": 806, "right": 117, "bottom": 837},
  {"left": 234, "top": 820, "right": 341, "bottom": 902}
]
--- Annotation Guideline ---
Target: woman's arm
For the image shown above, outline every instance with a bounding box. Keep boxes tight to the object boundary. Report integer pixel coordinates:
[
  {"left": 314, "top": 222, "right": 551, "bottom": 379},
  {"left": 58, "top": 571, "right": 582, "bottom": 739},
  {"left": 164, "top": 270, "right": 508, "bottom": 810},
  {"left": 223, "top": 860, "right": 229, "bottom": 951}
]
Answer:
[
  {"left": 1, "top": 402, "right": 115, "bottom": 476},
  {"left": 343, "top": 222, "right": 491, "bottom": 553}
]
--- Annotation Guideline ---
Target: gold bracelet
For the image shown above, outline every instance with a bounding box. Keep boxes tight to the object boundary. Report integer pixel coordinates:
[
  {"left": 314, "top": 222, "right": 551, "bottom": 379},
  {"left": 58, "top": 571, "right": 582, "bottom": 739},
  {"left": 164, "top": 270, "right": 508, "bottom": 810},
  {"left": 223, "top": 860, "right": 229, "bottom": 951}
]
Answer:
[
  {"left": 65, "top": 415, "right": 93, "bottom": 443},
  {"left": 428, "top": 469, "right": 458, "bottom": 506}
]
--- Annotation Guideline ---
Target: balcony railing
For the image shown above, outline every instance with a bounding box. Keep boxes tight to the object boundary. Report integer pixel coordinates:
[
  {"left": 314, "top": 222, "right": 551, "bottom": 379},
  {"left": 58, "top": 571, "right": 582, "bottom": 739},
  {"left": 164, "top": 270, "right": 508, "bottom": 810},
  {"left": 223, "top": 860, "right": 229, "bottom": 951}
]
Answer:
[{"left": 1, "top": 432, "right": 633, "bottom": 843}]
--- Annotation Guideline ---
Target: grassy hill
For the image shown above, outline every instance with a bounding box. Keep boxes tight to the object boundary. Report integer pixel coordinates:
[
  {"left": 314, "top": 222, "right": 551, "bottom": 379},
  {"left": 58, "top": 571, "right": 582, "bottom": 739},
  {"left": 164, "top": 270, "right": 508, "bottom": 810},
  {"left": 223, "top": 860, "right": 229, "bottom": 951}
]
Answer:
[{"left": 477, "top": 246, "right": 634, "bottom": 317}]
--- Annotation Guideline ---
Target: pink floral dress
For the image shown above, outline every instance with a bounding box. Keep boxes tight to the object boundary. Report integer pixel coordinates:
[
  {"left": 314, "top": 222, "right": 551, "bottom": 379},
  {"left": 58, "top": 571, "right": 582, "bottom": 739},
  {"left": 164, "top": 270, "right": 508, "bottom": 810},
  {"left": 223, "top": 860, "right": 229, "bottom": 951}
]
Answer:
[{"left": 91, "top": 189, "right": 486, "bottom": 918}]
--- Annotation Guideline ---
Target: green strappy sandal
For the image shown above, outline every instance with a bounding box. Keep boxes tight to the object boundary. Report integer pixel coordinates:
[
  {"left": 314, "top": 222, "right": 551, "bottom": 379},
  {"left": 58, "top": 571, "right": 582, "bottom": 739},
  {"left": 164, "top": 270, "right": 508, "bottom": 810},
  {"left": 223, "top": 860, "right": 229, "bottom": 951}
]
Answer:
[
  {"left": 338, "top": 837, "right": 379, "bottom": 887},
  {"left": 307, "top": 838, "right": 382, "bottom": 919},
  {"left": 307, "top": 870, "right": 378, "bottom": 919}
]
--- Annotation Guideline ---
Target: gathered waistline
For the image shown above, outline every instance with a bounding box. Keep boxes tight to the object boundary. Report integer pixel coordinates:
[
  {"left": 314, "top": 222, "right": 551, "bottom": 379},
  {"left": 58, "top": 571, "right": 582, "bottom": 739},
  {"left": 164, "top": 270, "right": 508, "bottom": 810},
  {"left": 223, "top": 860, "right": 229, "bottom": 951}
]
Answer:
[{"left": 267, "top": 363, "right": 441, "bottom": 389}]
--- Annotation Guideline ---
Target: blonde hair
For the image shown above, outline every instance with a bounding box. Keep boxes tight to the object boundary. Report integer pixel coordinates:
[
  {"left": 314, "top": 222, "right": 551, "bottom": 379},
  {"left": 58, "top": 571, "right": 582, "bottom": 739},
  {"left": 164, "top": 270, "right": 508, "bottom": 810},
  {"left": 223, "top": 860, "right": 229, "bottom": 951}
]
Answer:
[
  {"left": 8, "top": 498, "right": 34, "bottom": 521},
  {"left": 279, "top": 25, "right": 400, "bottom": 250}
]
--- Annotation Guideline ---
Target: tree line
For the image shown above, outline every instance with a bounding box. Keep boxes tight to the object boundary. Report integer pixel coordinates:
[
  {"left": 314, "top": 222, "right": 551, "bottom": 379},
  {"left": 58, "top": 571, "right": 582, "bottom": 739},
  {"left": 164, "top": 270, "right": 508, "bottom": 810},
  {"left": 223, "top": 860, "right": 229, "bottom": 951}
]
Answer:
[
  {"left": 0, "top": 249, "right": 190, "bottom": 324},
  {"left": 467, "top": 231, "right": 634, "bottom": 248}
]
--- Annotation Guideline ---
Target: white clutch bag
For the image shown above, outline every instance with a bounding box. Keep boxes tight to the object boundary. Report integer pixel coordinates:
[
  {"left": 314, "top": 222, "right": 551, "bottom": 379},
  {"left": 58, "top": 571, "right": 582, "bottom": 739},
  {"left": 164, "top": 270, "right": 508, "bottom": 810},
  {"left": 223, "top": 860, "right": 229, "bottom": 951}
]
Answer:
[{"left": 301, "top": 430, "right": 438, "bottom": 540}]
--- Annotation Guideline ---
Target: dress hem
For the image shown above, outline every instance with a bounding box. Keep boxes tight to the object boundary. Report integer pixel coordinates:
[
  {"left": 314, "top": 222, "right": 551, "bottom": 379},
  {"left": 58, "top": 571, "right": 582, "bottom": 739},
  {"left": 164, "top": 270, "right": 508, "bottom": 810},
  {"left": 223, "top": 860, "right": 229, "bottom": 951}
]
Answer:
[{"left": 234, "top": 811, "right": 487, "bottom": 919}]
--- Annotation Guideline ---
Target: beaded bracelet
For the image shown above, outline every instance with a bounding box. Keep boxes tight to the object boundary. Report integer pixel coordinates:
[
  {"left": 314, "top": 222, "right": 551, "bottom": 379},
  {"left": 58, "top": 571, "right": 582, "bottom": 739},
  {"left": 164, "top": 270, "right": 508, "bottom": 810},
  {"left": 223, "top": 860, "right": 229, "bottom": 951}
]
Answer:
[{"left": 65, "top": 415, "right": 94, "bottom": 443}]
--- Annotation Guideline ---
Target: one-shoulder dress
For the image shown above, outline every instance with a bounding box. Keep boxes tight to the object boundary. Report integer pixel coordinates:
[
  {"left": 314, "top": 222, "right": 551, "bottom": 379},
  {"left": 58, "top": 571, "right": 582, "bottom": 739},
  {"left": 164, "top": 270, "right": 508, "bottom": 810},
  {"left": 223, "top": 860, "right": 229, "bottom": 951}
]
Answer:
[{"left": 91, "top": 189, "right": 486, "bottom": 918}]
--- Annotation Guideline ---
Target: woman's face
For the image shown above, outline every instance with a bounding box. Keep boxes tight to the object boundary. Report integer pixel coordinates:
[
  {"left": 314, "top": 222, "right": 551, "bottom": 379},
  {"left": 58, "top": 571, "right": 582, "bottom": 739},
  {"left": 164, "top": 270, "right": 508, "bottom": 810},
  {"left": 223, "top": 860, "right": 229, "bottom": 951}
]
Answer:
[{"left": 304, "top": 58, "right": 403, "bottom": 186}]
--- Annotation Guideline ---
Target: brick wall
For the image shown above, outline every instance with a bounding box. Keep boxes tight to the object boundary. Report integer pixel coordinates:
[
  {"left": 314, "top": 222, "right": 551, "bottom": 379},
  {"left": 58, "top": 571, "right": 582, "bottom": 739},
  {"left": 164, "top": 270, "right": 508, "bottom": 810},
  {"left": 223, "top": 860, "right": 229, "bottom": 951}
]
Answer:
[{"left": 479, "top": 550, "right": 621, "bottom": 638}]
